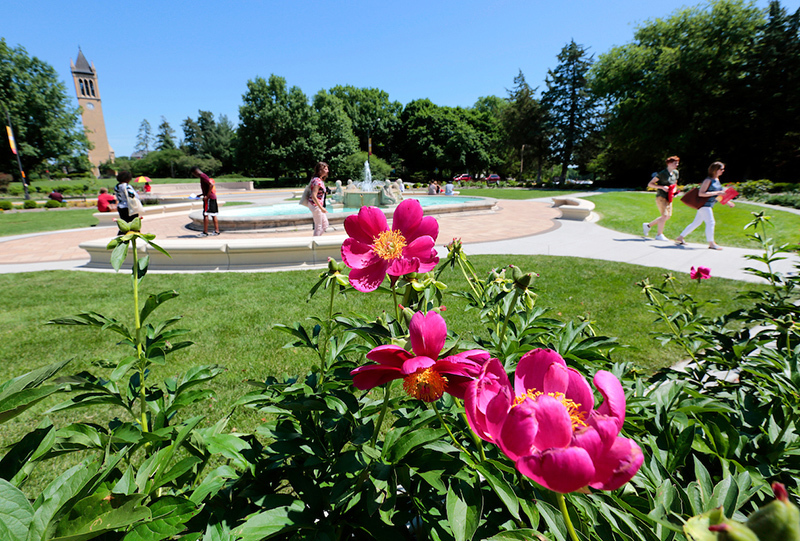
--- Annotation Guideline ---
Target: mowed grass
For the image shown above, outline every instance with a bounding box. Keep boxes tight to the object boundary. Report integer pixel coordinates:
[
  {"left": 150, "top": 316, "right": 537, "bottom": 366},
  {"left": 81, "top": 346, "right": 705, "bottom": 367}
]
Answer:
[
  {"left": 586, "top": 191, "right": 800, "bottom": 249},
  {"left": 458, "top": 188, "right": 575, "bottom": 199},
  {"left": 0, "top": 208, "right": 100, "bottom": 236},
  {"left": 0, "top": 255, "right": 762, "bottom": 450}
]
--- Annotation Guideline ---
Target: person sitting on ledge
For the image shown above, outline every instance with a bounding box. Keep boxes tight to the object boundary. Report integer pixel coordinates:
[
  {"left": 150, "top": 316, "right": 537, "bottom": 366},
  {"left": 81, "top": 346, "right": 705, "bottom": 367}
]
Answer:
[
  {"left": 97, "top": 187, "right": 117, "bottom": 212},
  {"left": 48, "top": 190, "right": 64, "bottom": 203}
]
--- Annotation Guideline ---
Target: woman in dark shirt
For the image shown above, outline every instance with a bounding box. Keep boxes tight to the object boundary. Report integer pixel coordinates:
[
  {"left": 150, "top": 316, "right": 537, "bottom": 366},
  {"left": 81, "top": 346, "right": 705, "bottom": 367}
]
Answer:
[{"left": 675, "top": 162, "right": 735, "bottom": 250}]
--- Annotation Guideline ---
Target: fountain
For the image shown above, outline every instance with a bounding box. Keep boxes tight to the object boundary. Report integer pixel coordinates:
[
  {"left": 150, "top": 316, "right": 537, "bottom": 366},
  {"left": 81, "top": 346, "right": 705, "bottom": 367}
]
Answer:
[{"left": 342, "top": 160, "right": 399, "bottom": 208}]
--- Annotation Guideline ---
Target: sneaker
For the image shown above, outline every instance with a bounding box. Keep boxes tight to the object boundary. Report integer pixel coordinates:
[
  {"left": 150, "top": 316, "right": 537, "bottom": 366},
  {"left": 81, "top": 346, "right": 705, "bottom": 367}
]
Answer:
[
  {"left": 654, "top": 234, "right": 669, "bottom": 241},
  {"left": 199, "top": 232, "right": 209, "bottom": 237},
  {"left": 210, "top": 231, "right": 220, "bottom": 236},
  {"left": 642, "top": 223, "right": 651, "bottom": 237}
]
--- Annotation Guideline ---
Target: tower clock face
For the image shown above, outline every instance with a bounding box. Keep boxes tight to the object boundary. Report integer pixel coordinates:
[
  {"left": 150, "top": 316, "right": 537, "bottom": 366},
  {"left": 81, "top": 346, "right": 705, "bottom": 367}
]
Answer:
[{"left": 86, "top": 102, "right": 95, "bottom": 110}]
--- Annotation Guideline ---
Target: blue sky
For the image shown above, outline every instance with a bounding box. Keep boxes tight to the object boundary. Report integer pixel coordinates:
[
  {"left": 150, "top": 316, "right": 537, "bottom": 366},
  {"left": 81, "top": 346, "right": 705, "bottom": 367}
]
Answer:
[{"left": 4, "top": 0, "right": 799, "bottom": 157}]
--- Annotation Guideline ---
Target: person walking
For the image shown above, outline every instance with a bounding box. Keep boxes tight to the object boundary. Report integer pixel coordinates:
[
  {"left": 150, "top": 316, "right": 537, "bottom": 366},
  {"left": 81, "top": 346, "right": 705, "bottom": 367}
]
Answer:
[
  {"left": 114, "top": 171, "right": 141, "bottom": 235},
  {"left": 643, "top": 156, "right": 680, "bottom": 241},
  {"left": 674, "top": 161, "right": 734, "bottom": 250},
  {"left": 306, "top": 162, "right": 329, "bottom": 236},
  {"left": 190, "top": 166, "right": 220, "bottom": 236}
]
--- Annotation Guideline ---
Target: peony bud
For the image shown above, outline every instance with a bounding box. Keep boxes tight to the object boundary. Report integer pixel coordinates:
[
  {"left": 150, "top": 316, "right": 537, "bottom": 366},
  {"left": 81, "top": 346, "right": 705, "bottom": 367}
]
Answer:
[
  {"left": 708, "top": 522, "right": 760, "bottom": 541},
  {"left": 746, "top": 482, "right": 800, "bottom": 541}
]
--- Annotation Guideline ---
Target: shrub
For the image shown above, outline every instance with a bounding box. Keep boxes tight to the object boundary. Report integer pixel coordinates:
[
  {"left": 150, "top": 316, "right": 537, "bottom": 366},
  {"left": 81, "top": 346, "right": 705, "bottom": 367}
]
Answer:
[
  {"left": 737, "top": 179, "right": 773, "bottom": 198},
  {"left": 44, "top": 199, "right": 63, "bottom": 208},
  {"left": 0, "top": 200, "right": 13, "bottom": 210},
  {"left": 22, "top": 199, "right": 38, "bottom": 209},
  {"left": 761, "top": 194, "right": 800, "bottom": 209}
]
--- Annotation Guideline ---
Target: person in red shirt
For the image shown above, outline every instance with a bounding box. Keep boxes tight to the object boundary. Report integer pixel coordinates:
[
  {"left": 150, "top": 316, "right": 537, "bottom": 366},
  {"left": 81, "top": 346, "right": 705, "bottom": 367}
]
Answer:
[
  {"left": 97, "top": 187, "right": 116, "bottom": 212},
  {"left": 144, "top": 182, "right": 152, "bottom": 193},
  {"left": 190, "top": 166, "right": 220, "bottom": 236}
]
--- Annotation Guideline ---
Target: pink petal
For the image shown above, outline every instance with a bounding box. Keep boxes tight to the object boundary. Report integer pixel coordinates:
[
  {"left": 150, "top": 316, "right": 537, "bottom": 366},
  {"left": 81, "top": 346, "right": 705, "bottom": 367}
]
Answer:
[
  {"left": 442, "top": 375, "right": 476, "bottom": 400},
  {"left": 351, "top": 365, "right": 403, "bottom": 390},
  {"left": 366, "top": 344, "right": 414, "bottom": 367},
  {"left": 416, "top": 253, "right": 440, "bottom": 273},
  {"left": 571, "top": 425, "right": 604, "bottom": 462},
  {"left": 387, "top": 256, "right": 420, "bottom": 277},
  {"left": 465, "top": 359, "right": 511, "bottom": 442},
  {"left": 408, "top": 215, "right": 439, "bottom": 243},
  {"left": 542, "top": 361, "right": 569, "bottom": 394},
  {"left": 409, "top": 311, "right": 446, "bottom": 359},
  {"left": 391, "top": 199, "right": 423, "bottom": 235},
  {"left": 402, "top": 236, "right": 438, "bottom": 273},
  {"left": 515, "top": 349, "right": 566, "bottom": 397},
  {"left": 531, "top": 394, "right": 573, "bottom": 450},
  {"left": 587, "top": 413, "right": 621, "bottom": 450},
  {"left": 350, "top": 206, "right": 388, "bottom": 242},
  {"left": 566, "top": 367, "right": 595, "bottom": 418},
  {"left": 400, "top": 356, "right": 436, "bottom": 375},
  {"left": 498, "top": 399, "right": 538, "bottom": 461},
  {"left": 593, "top": 370, "right": 626, "bottom": 431},
  {"left": 589, "top": 437, "right": 644, "bottom": 491},
  {"left": 341, "top": 238, "right": 380, "bottom": 270},
  {"left": 516, "top": 447, "right": 596, "bottom": 493},
  {"left": 348, "top": 261, "right": 389, "bottom": 292},
  {"left": 436, "top": 357, "right": 484, "bottom": 378},
  {"left": 458, "top": 350, "right": 492, "bottom": 364},
  {"left": 343, "top": 214, "right": 374, "bottom": 245}
]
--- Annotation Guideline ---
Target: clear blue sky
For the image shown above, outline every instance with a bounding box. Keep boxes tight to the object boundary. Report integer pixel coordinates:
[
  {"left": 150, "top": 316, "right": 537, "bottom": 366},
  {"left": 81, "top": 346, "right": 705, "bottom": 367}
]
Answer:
[{"left": 4, "top": 0, "right": 799, "bottom": 157}]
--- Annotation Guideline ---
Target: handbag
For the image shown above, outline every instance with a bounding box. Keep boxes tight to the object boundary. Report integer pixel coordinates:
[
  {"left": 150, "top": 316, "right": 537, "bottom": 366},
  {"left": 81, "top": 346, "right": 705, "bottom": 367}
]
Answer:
[
  {"left": 127, "top": 190, "right": 145, "bottom": 216},
  {"left": 680, "top": 187, "right": 709, "bottom": 210}
]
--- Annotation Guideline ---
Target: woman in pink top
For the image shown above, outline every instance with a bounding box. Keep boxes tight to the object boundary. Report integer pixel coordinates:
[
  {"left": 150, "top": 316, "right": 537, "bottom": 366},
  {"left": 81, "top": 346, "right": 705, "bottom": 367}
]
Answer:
[{"left": 308, "top": 162, "right": 329, "bottom": 236}]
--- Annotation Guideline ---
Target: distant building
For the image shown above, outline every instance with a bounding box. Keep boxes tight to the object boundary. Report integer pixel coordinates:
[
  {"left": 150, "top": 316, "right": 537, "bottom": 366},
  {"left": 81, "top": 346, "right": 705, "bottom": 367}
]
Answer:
[{"left": 70, "top": 49, "right": 114, "bottom": 177}]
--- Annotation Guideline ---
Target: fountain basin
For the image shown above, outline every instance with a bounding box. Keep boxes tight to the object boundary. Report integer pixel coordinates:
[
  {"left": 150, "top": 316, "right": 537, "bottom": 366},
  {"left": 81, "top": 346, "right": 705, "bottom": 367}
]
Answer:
[{"left": 189, "top": 195, "right": 495, "bottom": 231}]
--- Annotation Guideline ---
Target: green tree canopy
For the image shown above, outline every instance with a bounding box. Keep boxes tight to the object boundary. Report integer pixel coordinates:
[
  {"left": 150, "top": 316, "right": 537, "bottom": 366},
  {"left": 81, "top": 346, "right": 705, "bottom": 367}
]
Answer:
[
  {"left": 135, "top": 119, "right": 152, "bottom": 154},
  {"left": 237, "top": 75, "right": 319, "bottom": 177},
  {"left": 311, "top": 90, "right": 358, "bottom": 176},
  {"left": 542, "top": 40, "right": 599, "bottom": 182},
  {"left": 155, "top": 116, "right": 176, "bottom": 151},
  {"left": 590, "top": 0, "right": 764, "bottom": 183},
  {"left": 0, "top": 39, "right": 89, "bottom": 178},
  {"left": 503, "top": 71, "right": 550, "bottom": 180}
]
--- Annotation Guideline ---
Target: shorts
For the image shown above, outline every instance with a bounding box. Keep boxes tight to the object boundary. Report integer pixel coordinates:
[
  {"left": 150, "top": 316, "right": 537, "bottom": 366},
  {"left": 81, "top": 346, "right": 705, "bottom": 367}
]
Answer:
[
  {"left": 655, "top": 197, "right": 673, "bottom": 218},
  {"left": 203, "top": 198, "right": 219, "bottom": 216}
]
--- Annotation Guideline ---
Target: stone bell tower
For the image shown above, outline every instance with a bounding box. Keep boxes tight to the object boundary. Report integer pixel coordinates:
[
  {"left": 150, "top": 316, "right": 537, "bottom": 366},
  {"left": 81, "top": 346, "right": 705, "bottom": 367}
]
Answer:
[{"left": 70, "top": 49, "right": 114, "bottom": 176}]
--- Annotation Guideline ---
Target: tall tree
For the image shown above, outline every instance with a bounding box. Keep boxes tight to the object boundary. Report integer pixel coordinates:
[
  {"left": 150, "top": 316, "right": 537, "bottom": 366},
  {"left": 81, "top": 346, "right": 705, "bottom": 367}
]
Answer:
[
  {"left": 590, "top": 0, "right": 763, "bottom": 183},
  {"left": 541, "top": 40, "right": 599, "bottom": 181},
  {"left": 503, "top": 71, "right": 550, "bottom": 180},
  {"left": 0, "top": 39, "right": 89, "bottom": 176},
  {"left": 135, "top": 119, "right": 152, "bottom": 154},
  {"left": 181, "top": 117, "right": 201, "bottom": 155},
  {"left": 237, "top": 75, "right": 319, "bottom": 177},
  {"left": 155, "top": 116, "right": 176, "bottom": 150},
  {"left": 328, "top": 85, "right": 403, "bottom": 164},
  {"left": 312, "top": 90, "right": 358, "bottom": 175}
]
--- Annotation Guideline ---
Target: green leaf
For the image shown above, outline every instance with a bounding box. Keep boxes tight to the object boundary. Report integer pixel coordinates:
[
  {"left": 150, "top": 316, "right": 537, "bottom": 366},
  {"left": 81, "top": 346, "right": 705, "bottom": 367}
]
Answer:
[
  {"left": 474, "top": 461, "right": 520, "bottom": 520},
  {"left": 139, "top": 290, "right": 179, "bottom": 325},
  {"left": 122, "top": 496, "right": 197, "bottom": 541},
  {"left": 110, "top": 242, "right": 129, "bottom": 272},
  {"left": 0, "top": 422, "right": 56, "bottom": 485},
  {"left": 233, "top": 496, "right": 307, "bottom": 541},
  {"left": 384, "top": 427, "right": 446, "bottom": 463},
  {"left": 485, "top": 530, "right": 543, "bottom": 541},
  {"left": 446, "top": 479, "right": 481, "bottom": 541},
  {"left": 189, "top": 465, "right": 238, "bottom": 505},
  {"left": 0, "top": 478, "right": 34, "bottom": 541},
  {"left": 52, "top": 490, "right": 150, "bottom": 541},
  {"left": 693, "top": 455, "right": 713, "bottom": 510}
]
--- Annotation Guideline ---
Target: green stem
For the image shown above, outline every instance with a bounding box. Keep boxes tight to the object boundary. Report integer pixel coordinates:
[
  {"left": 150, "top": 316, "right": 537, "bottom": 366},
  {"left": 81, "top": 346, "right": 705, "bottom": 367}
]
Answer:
[
  {"left": 645, "top": 287, "right": 696, "bottom": 362},
  {"left": 556, "top": 492, "right": 581, "bottom": 541},
  {"left": 498, "top": 289, "right": 521, "bottom": 351},
  {"left": 391, "top": 280, "right": 400, "bottom": 321},
  {"left": 317, "top": 283, "right": 338, "bottom": 389},
  {"left": 458, "top": 259, "right": 481, "bottom": 300},
  {"left": 432, "top": 405, "right": 475, "bottom": 460},
  {"left": 371, "top": 381, "right": 393, "bottom": 448},
  {"left": 131, "top": 238, "right": 147, "bottom": 433}
]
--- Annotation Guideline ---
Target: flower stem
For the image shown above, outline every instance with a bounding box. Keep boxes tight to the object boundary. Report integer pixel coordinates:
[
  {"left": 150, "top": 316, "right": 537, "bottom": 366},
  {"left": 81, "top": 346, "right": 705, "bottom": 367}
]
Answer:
[
  {"left": 371, "top": 381, "right": 393, "bottom": 448},
  {"left": 556, "top": 492, "right": 581, "bottom": 541},
  {"left": 432, "top": 405, "right": 475, "bottom": 461},
  {"left": 391, "top": 280, "right": 400, "bottom": 321},
  {"left": 498, "top": 289, "right": 521, "bottom": 351},
  {"left": 130, "top": 238, "right": 147, "bottom": 433}
]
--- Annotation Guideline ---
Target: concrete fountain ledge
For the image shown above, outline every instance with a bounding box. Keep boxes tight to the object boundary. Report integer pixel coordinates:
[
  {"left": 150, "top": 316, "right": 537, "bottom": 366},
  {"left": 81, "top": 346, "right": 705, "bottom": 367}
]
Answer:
[
  {"left": 188, "top": 196, "right": 497, "bottom": 231},
  {"left": 79, "top": 235, "right": 348, "bottom": 271}
]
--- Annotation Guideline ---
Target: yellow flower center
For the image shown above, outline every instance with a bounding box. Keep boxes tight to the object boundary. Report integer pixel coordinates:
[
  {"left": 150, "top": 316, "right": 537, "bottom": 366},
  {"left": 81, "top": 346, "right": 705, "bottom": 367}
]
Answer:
[
  {"left": 514, "top": 390, "right": 587, "bottom": 430},
  {"left": 373, "top": 230, "right": 407, "bottom": 261},
  {"left": 403, "top": 367, "right": 448, "bottom": 402}
]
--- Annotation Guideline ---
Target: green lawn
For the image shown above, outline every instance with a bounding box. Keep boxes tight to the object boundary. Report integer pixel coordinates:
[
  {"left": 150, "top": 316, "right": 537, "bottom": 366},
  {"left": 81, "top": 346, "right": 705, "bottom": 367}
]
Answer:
[
  {"left": 585, "top": 191, "right": 800, "bottom": 249},
  {"left": 0, "top": 207, "right": 100, "bottom": 236},
  {"left": 458, "top": 188, "right": 575, "bottom": 199},
  {"left": 0, "top": 255, "right": 762, "bottom": 449}
]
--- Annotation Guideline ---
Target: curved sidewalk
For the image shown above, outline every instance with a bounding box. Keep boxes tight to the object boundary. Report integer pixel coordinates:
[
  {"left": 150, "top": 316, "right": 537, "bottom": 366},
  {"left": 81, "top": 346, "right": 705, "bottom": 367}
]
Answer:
[{"left": 0, "top": 194, "right": 797, "bottom": 283}]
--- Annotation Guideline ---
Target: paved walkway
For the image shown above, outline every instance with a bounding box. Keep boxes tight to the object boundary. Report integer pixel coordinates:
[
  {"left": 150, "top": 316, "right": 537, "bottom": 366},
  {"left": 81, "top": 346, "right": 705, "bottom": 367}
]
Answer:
[{"left": 1, "top": 191, "right": 797, "bottom": 283}]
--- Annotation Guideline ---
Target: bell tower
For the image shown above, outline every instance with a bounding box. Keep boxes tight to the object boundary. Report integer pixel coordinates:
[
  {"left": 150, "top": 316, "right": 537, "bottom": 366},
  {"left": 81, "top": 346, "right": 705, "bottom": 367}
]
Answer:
[{"left": 70, "top": 49, "right": 114, "bottom": 176}]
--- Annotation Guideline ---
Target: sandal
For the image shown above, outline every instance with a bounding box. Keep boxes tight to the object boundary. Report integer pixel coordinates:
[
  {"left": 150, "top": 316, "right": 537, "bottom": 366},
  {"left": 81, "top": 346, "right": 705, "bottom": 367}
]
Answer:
[
  {"left": 708, "top": 244, "right": 722, "bottom": 250},
  {"left": 675, "top": 238, "right": 686, "bottom": 246}
]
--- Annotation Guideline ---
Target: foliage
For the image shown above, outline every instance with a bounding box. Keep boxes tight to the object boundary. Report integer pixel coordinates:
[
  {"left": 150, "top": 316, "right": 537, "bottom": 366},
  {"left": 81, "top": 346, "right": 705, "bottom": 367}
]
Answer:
[
  {"left": 135, "top": 119, "right": 152, "bottom": 154},
  {"left": 22, "top": 200, "right": 37, "bottom": 209},
  {"left": 338, "top": 151, "right": 392, "bottom": 182},
  {"left": 311, "top": 90, "right": 360, "bottom": 174},
  {"left": 542, "top": 40, "right": 601, "bottom": 182},
  {"left": 0, "top": 39, "right": 90, "bottom": 178},
  {"left": 503, "top": 71, "right": 550, "bottom": 181},
  {"left": 43, "top": 200, "right": 62, "bottom": 209},
  {"left": 155, "top": 116, "right": 176, "bottom": 151},
  {"left": 589, "top": 0, "right": 766, "bottom": 184},
  {"left": 0, "top": 200, "right": 12, "bottom": 210},
  {"left": 237, "top": 75, "right": 320, "bottom": 177}
]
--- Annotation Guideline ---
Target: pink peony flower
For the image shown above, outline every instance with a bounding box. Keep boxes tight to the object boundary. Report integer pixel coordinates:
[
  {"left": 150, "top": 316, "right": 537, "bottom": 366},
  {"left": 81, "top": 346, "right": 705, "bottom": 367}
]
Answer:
[
  {"left": 341, "top": 199, "right": 439, "bottom": 292},
  {"left": 465, "top": 349, "right": 643, "bottom": 493},
  {"left": 690, "top": 266, "right": 711, "bottom": 280},
  {"left": 351, "top": 311, "right": 490, "bottom": 402}
]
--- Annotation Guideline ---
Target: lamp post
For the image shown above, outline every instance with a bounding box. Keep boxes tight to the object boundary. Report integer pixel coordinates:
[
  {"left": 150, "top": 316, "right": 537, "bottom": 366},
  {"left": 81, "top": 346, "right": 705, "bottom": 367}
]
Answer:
[{"left": 3, "top": 105, "right": 30, "bottom": 200}]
